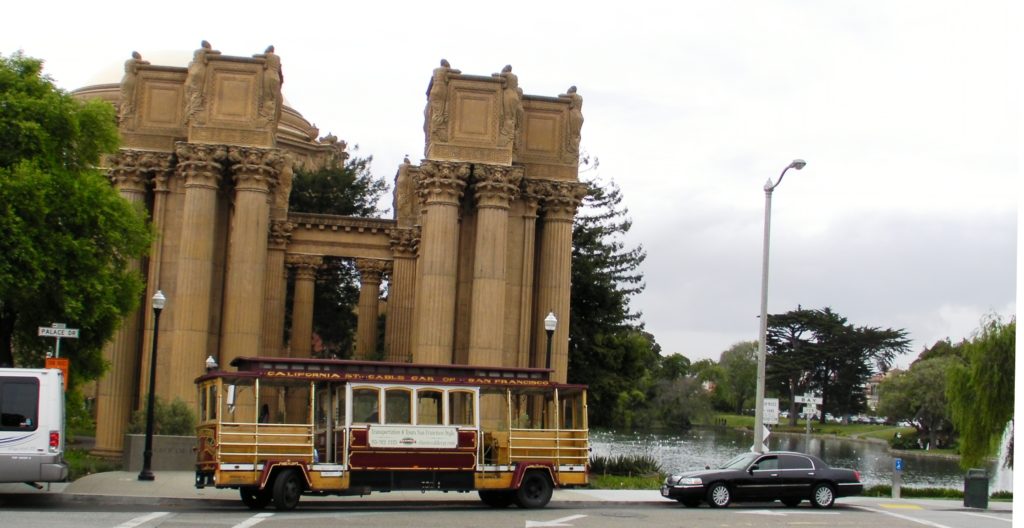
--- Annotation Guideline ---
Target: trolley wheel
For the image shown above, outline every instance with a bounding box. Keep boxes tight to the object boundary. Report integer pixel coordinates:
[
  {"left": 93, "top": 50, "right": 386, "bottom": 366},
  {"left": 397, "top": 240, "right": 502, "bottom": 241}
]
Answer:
[
  {"left": 479, "top": 490, "right": 516, "bottom": 507},
  {"left": 272, "top": 470, "right": 303, "bottom": 511},
  {"left": 240, "top": 486, "right": 271, "bottom": 509},
  {"left": 515, "top": 471, "right": 553, "bottom": 509}
]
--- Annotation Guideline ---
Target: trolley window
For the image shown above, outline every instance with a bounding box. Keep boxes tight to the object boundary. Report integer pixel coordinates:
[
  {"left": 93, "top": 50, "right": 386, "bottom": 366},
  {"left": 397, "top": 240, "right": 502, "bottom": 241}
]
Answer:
[
  {"left": 416, "top": 389, "right": 443, "bottom": 425},
  {"left": 384, "top": 388, "right": 412, "bottom": 424},
  {"left": 449, "top": 390, "right": 475, "bottom": 426},
  {"left": 352, "top": 387, "right": 380, "bottom": 424}
]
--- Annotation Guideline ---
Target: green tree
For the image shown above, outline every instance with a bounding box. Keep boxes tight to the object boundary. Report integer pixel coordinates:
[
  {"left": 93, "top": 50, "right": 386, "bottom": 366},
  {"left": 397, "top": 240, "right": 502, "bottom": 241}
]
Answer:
[
  {"left": 767, "top": 306, "right": 909, "bottom": 423},
  {"left": 567, "top": 174, "right": 652, "bottom": 427},
  {"left": 0, "top": 52, "right": 151, "bottom": 377},
  {"left": 947, "top": 315, "right": 1015, "bottom": 469},
  {"left": 286, "top": 151, "right": 389, "bottom": 357},
  {"left": 877, "top": 354, "right": 959, "bottom": 448},
  {"left": 716, "top": 341, "right": 757, "bottom": 415}
]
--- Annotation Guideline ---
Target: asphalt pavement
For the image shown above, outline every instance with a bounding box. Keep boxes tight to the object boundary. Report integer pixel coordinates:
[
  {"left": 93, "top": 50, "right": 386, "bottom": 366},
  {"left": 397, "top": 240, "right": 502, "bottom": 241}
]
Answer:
[{"left": 0, "top": 471, "right": 1014, "bottom": 514}]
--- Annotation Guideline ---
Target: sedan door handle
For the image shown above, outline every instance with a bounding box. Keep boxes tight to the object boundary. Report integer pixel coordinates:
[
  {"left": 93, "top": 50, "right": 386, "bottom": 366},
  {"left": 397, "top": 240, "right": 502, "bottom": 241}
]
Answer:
[{"left": 770, "top": 473, "right": 779, "bottom": 477}]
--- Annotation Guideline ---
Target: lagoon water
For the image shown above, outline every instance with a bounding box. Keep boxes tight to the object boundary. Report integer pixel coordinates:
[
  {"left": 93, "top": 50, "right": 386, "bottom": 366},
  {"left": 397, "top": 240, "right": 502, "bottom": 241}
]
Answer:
[{"left": 590, "top": 427, "right": 1013, "bottom": 491}]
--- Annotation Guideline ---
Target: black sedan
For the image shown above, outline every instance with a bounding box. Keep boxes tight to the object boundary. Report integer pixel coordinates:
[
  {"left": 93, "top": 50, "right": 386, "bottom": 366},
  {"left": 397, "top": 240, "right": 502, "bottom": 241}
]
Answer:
[{"left": 660, "top": 451, "right": 862, "bottom": 508}]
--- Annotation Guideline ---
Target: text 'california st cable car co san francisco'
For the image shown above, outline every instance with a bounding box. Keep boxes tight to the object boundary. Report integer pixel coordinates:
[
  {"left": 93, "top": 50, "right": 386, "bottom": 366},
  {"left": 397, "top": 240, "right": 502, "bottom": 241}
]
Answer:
[{"left": 194, "top": 357, "right": 588, "bottom": 510}]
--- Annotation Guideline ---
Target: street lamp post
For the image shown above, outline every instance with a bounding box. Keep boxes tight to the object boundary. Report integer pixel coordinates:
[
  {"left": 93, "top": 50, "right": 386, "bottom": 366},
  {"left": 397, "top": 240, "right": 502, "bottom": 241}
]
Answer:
[
  {"left": 753, "top": 159, "right": 806, "bottom": 454},
  {"left": 138, "top": 290, "right": 166, "bottom": 481},
  {"left": 544, "top": 312, "right": 557, "bottom": 370}
]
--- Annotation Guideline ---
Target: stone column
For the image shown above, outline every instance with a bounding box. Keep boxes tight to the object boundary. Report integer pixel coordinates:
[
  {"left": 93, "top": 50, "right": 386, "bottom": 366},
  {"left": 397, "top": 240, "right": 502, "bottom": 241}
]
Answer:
[
  {"left": 412, "top": 161, "right": 470, "bottom": 365},
  {"left": 287, "top": 254, "right": 322, "bottom": 358},
  {"left": 533, "top": 181, "right": 587, "bottom": 383},
  {"left": 137, "top": 154, "right": 175, "bottom": 407},
  {"left": 168, "top": 142, "right": 226, "bottom": 407},
  {"left": 262, "top": 220, "right": 292, "bottom": 356},
  {"left": 516, "top": 181, "right": 543, "bottom": 368},
  {"left": 92, "top": 150, "right": 148, "bottom": 457},
  {"left": 221, "top": 147, "right": 281, "bottom": 367},
  {"left": 383, "top": 228, "right": 419, "bottom": 362},
  {"left": 467, "top": 165, "right": 522, "bottom": 368},
  {"left": 354, "top": 258, "right": 388, "bottom": 359}
]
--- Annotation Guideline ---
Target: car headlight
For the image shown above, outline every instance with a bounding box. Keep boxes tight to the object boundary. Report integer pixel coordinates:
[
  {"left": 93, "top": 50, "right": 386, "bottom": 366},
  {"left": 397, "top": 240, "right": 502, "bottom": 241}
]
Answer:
[{"left": 677, "top": 477, "right": 702, "bottom": 486}]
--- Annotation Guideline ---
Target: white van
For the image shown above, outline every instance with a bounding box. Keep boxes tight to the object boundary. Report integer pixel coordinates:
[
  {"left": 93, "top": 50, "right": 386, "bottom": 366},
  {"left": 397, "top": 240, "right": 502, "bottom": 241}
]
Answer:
[{"left": 0, "top": 368, "right": 68, "bottom": 484}]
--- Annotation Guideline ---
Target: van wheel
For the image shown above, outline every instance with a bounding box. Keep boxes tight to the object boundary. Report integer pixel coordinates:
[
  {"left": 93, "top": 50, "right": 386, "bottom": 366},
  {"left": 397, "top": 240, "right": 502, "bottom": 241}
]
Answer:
[
  {"left": 272, "top": 470, "right": 303, "bottom": 510},
  {"left": 479, "top": 490, "right": 516, "bottom": 507},
  {"left": 240, "top": 486, "right": 271, "bottom": 509},
  {"left": 515, "top": 471, "right": 553, "bottom": 508}
]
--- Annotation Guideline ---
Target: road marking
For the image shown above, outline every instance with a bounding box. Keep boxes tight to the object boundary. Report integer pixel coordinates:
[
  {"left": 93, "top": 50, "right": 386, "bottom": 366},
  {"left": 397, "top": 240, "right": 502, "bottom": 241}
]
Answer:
[
  {"left": 232, "top": 512, "right": 274, "bottom": 528},
  {"left": 959, "top": 511, "right": 1012, "bottom": 523},
  {"left": 852, "top": 506, "right": 954, "bottom": 528},
  {"left": 525, "top": 514, "right": 587, "bottom": 527},
  {"left": 738, "top": 510, "right": 840, "bottom": 516},
  {"left": 113, "top": 512, "right": 170, "bottom": 528},
  {"left": 879, "top": 503, "right": 923, "bottom": 510}
]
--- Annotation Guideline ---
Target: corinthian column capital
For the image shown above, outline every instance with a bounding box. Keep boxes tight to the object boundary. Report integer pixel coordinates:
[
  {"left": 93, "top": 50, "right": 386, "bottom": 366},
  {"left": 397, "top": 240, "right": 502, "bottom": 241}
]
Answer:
[
  {"left": 533, "top": 179, "right": 588, "bottom": 221},
  {"left": 107, "top": 149, "right": 149, "bottom": 195},
  {"left": 472, "top": 164, "right": 523, "bottom": 209},
  {"left": 416, "top": 160, "right": 470, "bottom": 206},
  {"left": 355, "top": 258, "right": 389, "bottom": 285},
  {"left": 269, "top": 220, "right": 294, "bottom": 249},
  {"left": 286, "top": 254, "right": 323, "bottom": 280},
  {"left": 228, "top": 146, "right": 282, "bottom": 193},
  {"left": 175, "top": 142, "right": 226, "bottom": 189},
  {"left": 389, "top": 227, "right": 420, "bottom": 259}
]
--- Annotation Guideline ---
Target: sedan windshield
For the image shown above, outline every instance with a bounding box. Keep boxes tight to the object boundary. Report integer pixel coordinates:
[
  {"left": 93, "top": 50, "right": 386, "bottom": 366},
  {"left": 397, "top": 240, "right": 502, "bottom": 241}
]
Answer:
[{"left": 719, "top": 453, "right": 760, "bottom": 470}]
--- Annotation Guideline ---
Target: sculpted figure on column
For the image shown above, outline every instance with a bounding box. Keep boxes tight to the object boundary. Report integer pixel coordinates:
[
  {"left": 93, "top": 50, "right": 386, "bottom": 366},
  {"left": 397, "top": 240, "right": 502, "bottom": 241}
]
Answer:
[
  {"left": 118, "top": 51, "right": 148, "bottom": 125},
  {"left": 184, "top": 40, "right": 219, "bottom": 124},
  {"left": 258, "top": 45, "right": 284, "bottom": 125},
  {"left": 496, "top": 65, "right": 524, "bottom": 149},
  {"left": 564, "top": 86, "right": 584, "bottom": 160},
  {"left": 424, "top": 59, "right": 460, "bottom": 147}
]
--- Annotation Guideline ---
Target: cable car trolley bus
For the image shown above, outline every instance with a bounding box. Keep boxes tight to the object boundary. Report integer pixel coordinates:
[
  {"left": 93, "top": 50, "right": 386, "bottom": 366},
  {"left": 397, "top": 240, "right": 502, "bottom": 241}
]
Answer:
[{"left": 195, "top": 357, "right": 588, "bottom": 510}]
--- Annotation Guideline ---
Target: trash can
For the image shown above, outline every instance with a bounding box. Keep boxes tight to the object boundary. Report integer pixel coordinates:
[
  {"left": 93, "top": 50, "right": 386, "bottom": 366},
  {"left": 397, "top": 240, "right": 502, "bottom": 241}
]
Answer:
[{"left": 963, "top": 468, "right": 988, "bottom": 509}]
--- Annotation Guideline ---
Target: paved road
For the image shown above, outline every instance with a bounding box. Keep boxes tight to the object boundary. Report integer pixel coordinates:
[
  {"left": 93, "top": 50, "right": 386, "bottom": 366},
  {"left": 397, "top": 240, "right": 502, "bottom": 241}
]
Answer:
[{"left": 0, "top": 497, "right": 1012, "bottom": 528}]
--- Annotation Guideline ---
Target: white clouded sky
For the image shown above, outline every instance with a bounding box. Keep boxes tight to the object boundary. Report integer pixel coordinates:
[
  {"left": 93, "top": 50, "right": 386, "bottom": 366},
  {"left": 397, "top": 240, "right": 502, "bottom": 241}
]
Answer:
[{"left": 6, "top": 0, "right": 1018, "bottom": 366}]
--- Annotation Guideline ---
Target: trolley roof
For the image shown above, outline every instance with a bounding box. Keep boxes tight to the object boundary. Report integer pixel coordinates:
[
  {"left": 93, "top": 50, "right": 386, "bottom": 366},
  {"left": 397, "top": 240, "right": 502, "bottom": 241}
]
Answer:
[{"left": 195, "top": 356, "right": 586, "bottom": 390}]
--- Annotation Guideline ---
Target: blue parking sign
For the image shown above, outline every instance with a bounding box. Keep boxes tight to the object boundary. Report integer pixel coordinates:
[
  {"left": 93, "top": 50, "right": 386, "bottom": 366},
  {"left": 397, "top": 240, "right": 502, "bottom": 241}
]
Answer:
[{"left": 894, "top": 458, "right": 903, "bottom": 472}]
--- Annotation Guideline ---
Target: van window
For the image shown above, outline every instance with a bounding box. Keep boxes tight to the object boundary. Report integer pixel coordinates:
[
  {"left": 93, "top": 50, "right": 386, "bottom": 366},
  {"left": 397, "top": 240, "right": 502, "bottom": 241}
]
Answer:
[{"left": 0, "top": 378, "right": 39, "bottom": 431}]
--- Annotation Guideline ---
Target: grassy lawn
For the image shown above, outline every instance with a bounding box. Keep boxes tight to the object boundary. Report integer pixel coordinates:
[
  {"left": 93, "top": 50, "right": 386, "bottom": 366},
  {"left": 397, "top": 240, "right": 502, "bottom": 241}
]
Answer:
[{"left": 711, "top": 414, "right": 915, "bottom": 439}]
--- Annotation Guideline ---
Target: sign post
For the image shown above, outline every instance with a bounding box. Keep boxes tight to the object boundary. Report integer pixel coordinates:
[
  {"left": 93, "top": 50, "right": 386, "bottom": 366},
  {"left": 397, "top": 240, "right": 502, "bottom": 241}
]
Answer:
[
  {"left": 38, "top": 323, "right": 79, "bottom": 358},
  {"left": 795, "top": 393, "right": 822, "bottom": 452},
  {"left": 39, "top": 323, "right": 77, "bottom": 390},
  {"left": 893, "top": 458, "right": 903, "bottom": 499}
]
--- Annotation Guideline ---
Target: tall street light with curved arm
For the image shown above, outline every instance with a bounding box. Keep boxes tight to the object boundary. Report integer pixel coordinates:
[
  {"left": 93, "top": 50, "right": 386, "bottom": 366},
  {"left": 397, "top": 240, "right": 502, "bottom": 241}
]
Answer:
[{"left": 753, "top": 159, "right": 806, "bottom": 453}]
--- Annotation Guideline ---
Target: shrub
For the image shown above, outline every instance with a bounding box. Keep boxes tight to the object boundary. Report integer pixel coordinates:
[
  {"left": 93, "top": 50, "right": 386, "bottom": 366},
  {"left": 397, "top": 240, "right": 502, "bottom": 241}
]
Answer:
[
  {"left": 590, "top": 454, "right": 662, "bottom": 477},
  {"left": 128, "top": 396, "right": 196, "bottom": 436}
]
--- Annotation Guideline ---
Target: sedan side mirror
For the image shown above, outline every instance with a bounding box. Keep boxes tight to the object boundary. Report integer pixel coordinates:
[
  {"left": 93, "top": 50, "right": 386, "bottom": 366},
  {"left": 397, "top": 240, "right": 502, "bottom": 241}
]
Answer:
[{"left": 749, "top": 464, "right": 759, "bottom": 474}]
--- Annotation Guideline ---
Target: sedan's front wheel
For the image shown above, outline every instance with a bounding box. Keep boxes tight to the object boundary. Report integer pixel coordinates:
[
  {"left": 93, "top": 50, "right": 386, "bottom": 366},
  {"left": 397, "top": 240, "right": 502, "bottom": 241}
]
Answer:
[
  {"left": 706, "top": 483, "right": 731, "bottom": 508},
  {"left": 811, "top": 483, "right": 835, "bottom": 508}
]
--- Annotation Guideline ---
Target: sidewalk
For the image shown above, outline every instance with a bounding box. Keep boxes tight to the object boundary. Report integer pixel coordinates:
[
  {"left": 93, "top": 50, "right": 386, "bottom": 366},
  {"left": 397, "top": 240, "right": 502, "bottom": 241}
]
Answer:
[{"left": 0, "top": 471, "right": 1012, "bottom": 512}]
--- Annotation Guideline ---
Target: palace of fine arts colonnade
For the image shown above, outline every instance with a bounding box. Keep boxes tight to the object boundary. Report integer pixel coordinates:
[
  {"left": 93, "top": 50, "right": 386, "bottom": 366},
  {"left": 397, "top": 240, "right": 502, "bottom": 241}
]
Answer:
[{"left": 72, "top": 44, "right": 586, "bottom": 457}]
